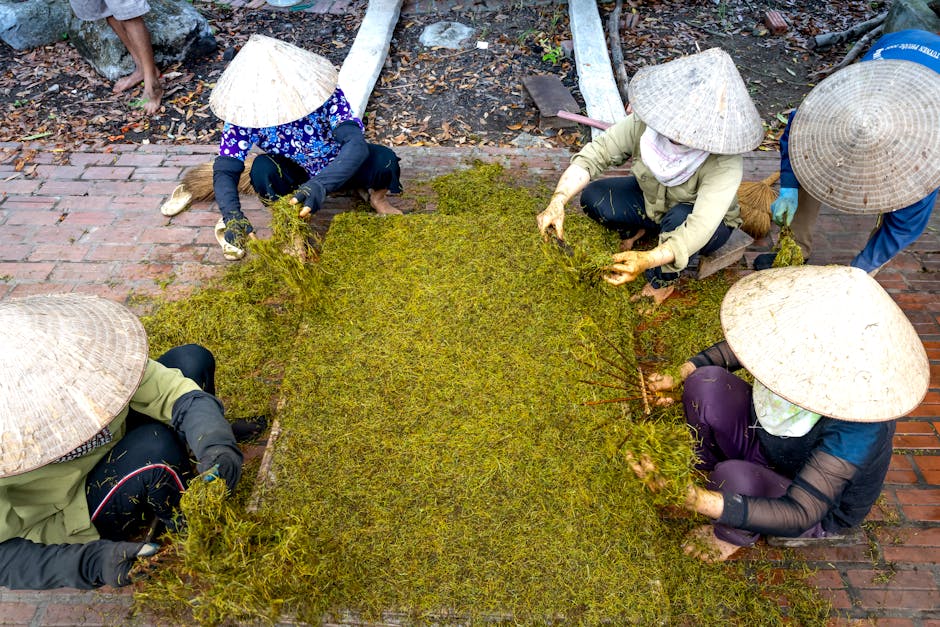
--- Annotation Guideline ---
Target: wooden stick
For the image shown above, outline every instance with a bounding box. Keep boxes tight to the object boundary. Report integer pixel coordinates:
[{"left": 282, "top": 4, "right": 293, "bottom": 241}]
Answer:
[
  {"left": 607, "top": 0, "right": 630, "bottom": 102},
  {"left": 638, "top": 367, "right": 651, "bottom": 416},
  {"left": 810, "top": 12, "right": 886, "bottom": 50},
  {"left": 556, "top": 109, "right": 612, "bottom": 130},
  {"left": 583, "top": 396, "right": 642, "bottom": 406},
  {"left": 579, "top": 379, "right": 633, "bottom": 391},
  {"left": 813, "top": 24, "right": 884, "bottom": 79}
]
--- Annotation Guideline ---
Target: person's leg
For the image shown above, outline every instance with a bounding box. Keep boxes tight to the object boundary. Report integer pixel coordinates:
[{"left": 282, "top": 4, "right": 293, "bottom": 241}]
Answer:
[
  {"left": 708, "top": 459, "right": 791, "bottom": 546},
  {"left": 753, "top": 187, "right": 820, "bottom": 270},
  {"left": 249, "top": 154, "right": 309, "bottom": 202},
  {"left": 579, "top": 176, "right": 658, "bottom": 239},
  {"left": 851, "top": 190, "right": 937, "bottom": 274},
  {"left": 339, "top": 144, "right": 403, "bottom": 215},
  {"left": 789, "top": 187, "right": 821, "bottom": 259},
  {"left": 681, "top": 366, "right": 766, "bottom": 472},
  {"left": 156, "top": 344, "right": 216, "bottom": 395},
  {"left": 106, "top": 17, "right": 143, "bottom": 94},
  {"left": 117, "top": 17, "right": 162, "bottom": 115},
  {"left": 85, "top": 422, "right": 190, "bottom": 539}
]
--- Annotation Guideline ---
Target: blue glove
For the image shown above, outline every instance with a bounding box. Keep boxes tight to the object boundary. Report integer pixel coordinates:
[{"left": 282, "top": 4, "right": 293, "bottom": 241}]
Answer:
[{"left": 771, "top": 187, "right": 799, "bottom": 226}]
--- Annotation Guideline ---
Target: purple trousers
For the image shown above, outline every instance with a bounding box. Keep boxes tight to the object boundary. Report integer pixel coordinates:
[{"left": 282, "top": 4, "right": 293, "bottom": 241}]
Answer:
[{"left": 682, "top": 366, "right": 825, "bottom": 546}]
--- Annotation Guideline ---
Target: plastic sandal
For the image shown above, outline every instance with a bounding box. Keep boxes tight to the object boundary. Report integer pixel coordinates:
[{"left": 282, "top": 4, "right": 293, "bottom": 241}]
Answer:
[
  {"left": 160, "top": 184, "right": 192, "bottom": 217},
  {"left": 214, "top": 218, "right": 246, "bottom": 261}
]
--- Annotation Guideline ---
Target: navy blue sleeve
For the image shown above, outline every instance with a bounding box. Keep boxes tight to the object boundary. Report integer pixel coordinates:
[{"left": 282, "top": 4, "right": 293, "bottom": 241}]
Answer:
[
  {"left": 778, "top": 109, "right": 799, "bottom": 189},
  {"left": 312, "top": 120, "right": 369, "bottom": 193},
  {"left": 817, "top": 420, "right": 884, "bottom": 467}
]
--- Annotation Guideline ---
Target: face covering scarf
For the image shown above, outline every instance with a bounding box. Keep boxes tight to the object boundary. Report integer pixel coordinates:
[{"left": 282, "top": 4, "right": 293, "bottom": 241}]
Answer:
[
  {"left": 639, "top": 126, "right": 710, "bottom": 187},
  {"left": 752, "top": 380, "right": 822, "bottom": 438}
]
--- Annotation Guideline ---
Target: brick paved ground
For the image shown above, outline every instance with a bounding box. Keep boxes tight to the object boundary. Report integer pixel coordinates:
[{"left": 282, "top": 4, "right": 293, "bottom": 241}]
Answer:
[{"left": 0, "top": 141, "right": 938, "bottom": 625}]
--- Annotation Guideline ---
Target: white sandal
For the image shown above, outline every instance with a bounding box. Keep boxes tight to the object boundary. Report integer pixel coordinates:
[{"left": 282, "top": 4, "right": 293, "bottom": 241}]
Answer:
[
  {"left": 214, "top": 218, "right": 246, "bottom": 261},
  {"left": 160, "top": 184, "right": 192, "bottom": 217}
]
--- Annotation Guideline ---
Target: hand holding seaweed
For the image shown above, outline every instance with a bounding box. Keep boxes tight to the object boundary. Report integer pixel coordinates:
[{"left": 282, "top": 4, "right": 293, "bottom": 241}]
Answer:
[
  {"left": 624, "top": 451, "right": 707, "bottom": 512},
  {"left": 537, "top": 195, "right": 566, "bottom": 240},
  {"left": 604, "top": 246, "right": 675, "bottom": 286},
  {"left": 646, "top": 361, "right": 697, "bottom": 405}
]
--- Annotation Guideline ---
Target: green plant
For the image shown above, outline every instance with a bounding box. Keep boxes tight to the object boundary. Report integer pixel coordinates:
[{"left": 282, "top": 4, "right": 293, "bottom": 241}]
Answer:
[{"left": 539, "top": 37, "right": 564, "bottom": 65}]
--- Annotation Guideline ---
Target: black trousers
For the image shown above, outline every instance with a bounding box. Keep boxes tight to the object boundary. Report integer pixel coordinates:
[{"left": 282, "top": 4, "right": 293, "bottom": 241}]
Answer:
[
  {"left": 85, "top": 344, "right": 215, "bottom": 539},
  {"left": 580, "top": 176, "right": 733, "bottom": 288},
  {"left": 248, "top": 144, "right": 403, "bottom": 202}
]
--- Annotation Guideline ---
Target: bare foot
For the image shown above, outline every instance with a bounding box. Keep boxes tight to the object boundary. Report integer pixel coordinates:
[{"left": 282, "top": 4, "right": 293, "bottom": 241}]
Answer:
[
  {"left": 141, "top": 83, "right": 164, "bottom": 116},
  {"left": 629, "top": 282, "right": 676, "bottom": 306},
  {"left": 113, "top": 69, "right": 143, "bottom": 93},
  {"left": 682, "top": 525, "right": 744, "bottom": 563},
  {"left": 369, "top": 189, "right": 403, "bottom": 215},
  {"left": 619, "top": 228, "right": 647, "bottom": 252}
]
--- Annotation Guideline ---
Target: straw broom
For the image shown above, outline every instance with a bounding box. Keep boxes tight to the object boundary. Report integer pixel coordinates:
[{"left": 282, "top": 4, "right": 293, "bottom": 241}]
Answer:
[
  {"left": 736, "top": 171, "right": 779, "bottom": 239},
  {"left": 180, "top": 154, "right": 257, "bottom": 202}
]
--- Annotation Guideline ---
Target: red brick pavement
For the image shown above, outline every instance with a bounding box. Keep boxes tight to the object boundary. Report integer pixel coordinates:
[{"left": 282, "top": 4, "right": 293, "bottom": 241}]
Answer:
[{"left": 0, "top": 141, "right": 938, "bottom": 625}]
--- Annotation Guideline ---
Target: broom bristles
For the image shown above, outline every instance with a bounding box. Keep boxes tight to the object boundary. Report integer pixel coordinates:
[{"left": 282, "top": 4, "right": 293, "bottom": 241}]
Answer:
[
  {"left": 180, "top": 155, "right": 256, "bottom": 202},
  {"left": 736, "top": 171, "right": 780, "bottom": 239}
]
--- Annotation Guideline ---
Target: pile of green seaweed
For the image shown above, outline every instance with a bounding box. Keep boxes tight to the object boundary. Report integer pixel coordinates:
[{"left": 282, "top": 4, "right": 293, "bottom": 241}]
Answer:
[{"left": 136, "top": 163, "right": 827, "bottom": 625}]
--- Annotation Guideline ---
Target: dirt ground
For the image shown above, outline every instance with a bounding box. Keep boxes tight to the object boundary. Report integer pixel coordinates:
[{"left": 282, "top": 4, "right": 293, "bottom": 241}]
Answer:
[{"left": 0, "top": 0, "right": 887, "bottom": 150}]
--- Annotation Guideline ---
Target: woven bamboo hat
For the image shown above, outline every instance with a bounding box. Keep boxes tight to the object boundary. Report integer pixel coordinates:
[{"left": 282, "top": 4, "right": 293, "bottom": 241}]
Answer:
[
  {"left": 209, "top": 34, "right": 338, "bottom": 128},
  {"left": 720, "top": 266, "right": 928, "bottom": 422},
  {"left": 627, "top": 47, "right": 764, "bottom": 154},
  {"left": 790, "top": 60, "right": 940, "bottom": 214},
  {"left": 0, "top": 294, "right": 149, "bottom": 478}
]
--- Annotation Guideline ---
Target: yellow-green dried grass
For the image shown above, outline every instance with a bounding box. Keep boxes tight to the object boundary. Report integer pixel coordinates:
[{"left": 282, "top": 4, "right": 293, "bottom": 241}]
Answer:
[{"left": 136, "top": 163, "right": 827, "bottom": 625}]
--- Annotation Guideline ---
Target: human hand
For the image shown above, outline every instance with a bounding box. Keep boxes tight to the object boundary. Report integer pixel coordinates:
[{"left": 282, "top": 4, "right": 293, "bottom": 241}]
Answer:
[
  {"left": 290, "top": 180, "right": 327, "bottom": 218},
  {"left": 604, "top": 250, "right": 657, "bottom": 286},
  {"left": 99, "top": 540, "right": 159, "bottom": 587},
  {"left": 771, "top": 187, "right": 798, "bottom": 226},
  {"left": 536, "top": 194, "right": 566, "bottom": 240},
  {"left": 197, "top": 445, "right": 243, "bottom": 493},
  {"left": 647, "top": 362, "right": 697, "bottom": 393},
  {"left": 624, "top": 452, "right": 669, "bottom": 492}
]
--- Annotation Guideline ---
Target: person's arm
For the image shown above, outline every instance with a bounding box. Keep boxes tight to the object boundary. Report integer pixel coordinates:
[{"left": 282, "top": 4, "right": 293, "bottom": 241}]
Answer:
[
  {"left": 536, "top": 164, "right": 591, "bottom": 239},
  {"left": 657, "top": 153, "right": 743, "bottom": 272},
  {"left": 171, "top": 391, "right": 243, "bottom": 492},
  {"left": 0, "top": 537, "right": 154, "bottom": 590},
  {"left": 688, "top": 340, "right": 742, "bottom": 371},
  {"left": 778, "top": 110, "right": 798, "bottom": 190},
  {"left": 292, "top": 121, "right": 370, "bottom": 217},
  {"left": 537, "top": 115, "right": 641, "bottom": 239},
  {"left": 646, "top": 341, "right": 737, "bottom": 394},
  {"left": 716, "top": 450, "right": 858, "bottom": 536},
  {"left": 129, "top": 361, "right": 242, "bottom": 492},
  {"left": 213, "top": 156, "right": 248, "bottom": 228},
  {"left": 214, "top": 122, "right": 256, "bottom": 229}
]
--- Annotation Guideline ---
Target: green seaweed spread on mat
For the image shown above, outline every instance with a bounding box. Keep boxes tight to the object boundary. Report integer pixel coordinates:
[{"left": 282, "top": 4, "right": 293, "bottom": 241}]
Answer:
[{"left": 135, "top": 163, "right": 828, "bottom": 625}]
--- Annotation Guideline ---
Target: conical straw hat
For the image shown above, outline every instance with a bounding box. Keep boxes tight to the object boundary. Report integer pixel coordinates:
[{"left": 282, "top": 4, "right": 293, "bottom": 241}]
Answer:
[
  {"left": 627, "top": 47, "right": 764, "bottom": 154},
  {"left": 0, "top": 294, "right": 149, "bottom": 478},
  {"left": 209, "top": 34, "right": 339, "bottom": 128},
  {"left": 720, "top": 266, "right": 928, "bottom": 422},
  {"left": 790, "top": 60, "right": 940, "bottom": 214}
]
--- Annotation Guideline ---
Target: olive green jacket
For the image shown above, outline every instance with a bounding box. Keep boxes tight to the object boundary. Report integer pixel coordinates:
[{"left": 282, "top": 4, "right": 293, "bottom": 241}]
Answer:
[
  {"left": 0, "top": 360, "right": 200, "bottom": 545},
  {"left": 570, "top": 114, "right": 744, "bottom": 272}
]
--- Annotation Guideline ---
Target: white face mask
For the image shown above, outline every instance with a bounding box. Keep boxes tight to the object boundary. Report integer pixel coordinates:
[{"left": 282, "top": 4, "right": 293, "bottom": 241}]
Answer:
[{"left": 752, "top": 380, "right": 822, "bottom": 438}]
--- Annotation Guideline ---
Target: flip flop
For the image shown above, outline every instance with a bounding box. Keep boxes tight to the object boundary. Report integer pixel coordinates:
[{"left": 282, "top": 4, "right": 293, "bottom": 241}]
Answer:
[
  {"left": 214, "top": 218, "right": 245, "bottom": 261},
  {"left": 160, "top": 184, "right": 192, "bottom": 217}
]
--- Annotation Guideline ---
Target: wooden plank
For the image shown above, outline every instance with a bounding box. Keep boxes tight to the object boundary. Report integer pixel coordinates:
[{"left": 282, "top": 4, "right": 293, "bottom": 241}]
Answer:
[
  {"left": 522, "top": 75, "right": 579, "bottom": 128},
  {"left": 337, "top": 0, "right": 403, "bottom": 119},
  {"left": 696, "top": 228, "right": 754, "bottom": 279},
  {"left": 568, "top": 0, "right": 626, "bottom": 138}
]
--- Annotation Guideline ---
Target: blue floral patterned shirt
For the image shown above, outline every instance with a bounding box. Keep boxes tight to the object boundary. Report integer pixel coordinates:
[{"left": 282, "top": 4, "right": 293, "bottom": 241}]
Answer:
[{"left": 217, "top": 87, "right": 364, "bottom": 178}]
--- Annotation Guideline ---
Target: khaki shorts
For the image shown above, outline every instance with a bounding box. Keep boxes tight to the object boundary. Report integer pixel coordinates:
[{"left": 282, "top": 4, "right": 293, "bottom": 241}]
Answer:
[{"left": 69, "top": 0, "right": 150, "bottom": 21}]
